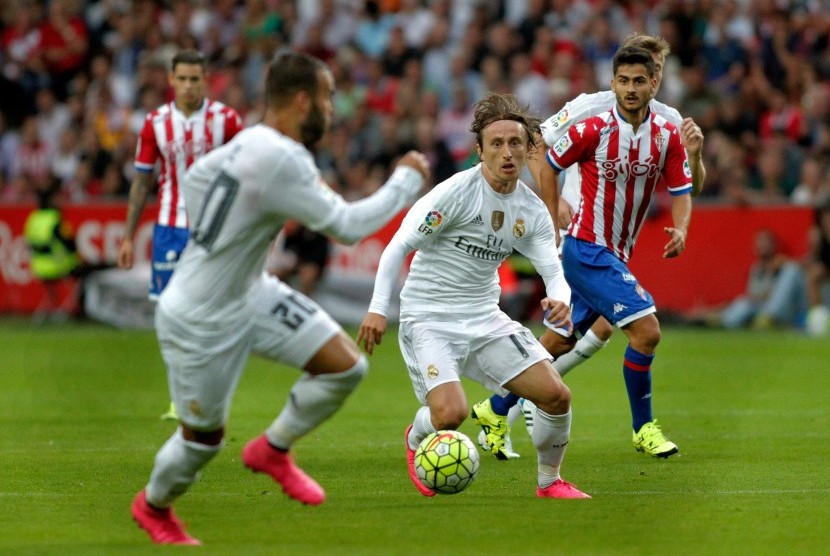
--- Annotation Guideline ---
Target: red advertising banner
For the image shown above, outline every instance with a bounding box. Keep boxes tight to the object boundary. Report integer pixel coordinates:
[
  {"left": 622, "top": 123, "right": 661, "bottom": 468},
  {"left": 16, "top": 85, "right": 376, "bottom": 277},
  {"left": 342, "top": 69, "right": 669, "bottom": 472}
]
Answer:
[{"left": 0, "top": 202, "right": 815, "bottom": 316}]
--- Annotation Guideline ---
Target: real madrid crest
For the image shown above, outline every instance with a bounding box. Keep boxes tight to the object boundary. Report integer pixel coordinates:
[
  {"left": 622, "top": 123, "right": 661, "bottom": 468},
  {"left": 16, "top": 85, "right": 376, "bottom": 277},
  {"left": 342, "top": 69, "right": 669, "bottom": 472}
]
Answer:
[
  {"left": 427, "top": 365, "right": 439, "bottom": 379},
  {"left": 513, "top": 218, "right": 525, "bottom": 238},
  {"left": 491, "top": 211, "right": 504, "bottom": 231}
]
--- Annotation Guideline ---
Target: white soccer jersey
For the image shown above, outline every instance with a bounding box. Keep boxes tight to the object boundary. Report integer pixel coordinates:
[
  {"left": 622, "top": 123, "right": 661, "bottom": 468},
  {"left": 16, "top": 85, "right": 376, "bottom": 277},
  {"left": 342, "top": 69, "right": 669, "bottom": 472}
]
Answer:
[
  {"left": 368, "top": 164, "right": 570, "bottom": 321},
  {"left": 540, "top": 91, "right": 682, "bottom": 211},
  {"left": 159, "top": 124, "right": 422, "bottom": 324}
]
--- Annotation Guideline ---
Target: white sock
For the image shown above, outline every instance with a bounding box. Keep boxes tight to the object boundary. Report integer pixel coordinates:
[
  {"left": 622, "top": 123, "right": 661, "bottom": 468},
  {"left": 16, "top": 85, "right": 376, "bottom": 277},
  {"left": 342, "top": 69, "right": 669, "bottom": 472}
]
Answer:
[
  {"left": 145, "top": 428, "right": 222, "bottom": 508},
  {"left": 554, "top": 330, "right": 609, "bottom": 377},
  {"left": 507, "top": 403, "right": 522, "bottom": 429},
  {"left": 266, "top": 356, "right": 368, "bottom": 449},
  {"left": 532, "top": 407, "right": 572, "bottom": 488},
  {"left": 408, "top": 405, "right": 436, "bottom": 450}
]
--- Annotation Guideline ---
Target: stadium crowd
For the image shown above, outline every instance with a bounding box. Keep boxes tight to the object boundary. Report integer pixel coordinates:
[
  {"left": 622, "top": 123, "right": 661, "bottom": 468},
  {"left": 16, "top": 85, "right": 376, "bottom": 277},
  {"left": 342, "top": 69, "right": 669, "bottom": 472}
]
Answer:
[{"left": 1, "top": 0, "right": 829, "bottom": 208}]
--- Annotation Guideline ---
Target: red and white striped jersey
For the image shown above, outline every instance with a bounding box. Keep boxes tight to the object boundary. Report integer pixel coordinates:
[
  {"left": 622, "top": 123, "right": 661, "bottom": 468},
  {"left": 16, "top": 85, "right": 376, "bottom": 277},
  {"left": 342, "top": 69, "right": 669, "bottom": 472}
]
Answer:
[
  {"left": 134, "top": 99, "right": 242, "bottom": 228},
  {"left": 546, "top": 106, "right": 692, "bottom": 262}
]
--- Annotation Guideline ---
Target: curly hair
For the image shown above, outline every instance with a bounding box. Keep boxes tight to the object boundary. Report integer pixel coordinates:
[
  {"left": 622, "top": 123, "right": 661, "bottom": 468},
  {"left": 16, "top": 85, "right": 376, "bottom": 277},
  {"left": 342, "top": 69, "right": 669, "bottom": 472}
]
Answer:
[{"left": 469, "top": 93, "right": 541, "bottom": 151}]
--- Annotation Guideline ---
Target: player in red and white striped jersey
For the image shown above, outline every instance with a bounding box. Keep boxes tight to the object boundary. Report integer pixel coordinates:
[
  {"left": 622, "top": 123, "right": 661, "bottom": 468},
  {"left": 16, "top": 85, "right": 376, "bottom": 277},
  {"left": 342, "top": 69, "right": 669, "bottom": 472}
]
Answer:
[
  {"left": 117, "top": 49, "right": 242, "bottom": 422},
  {"left": 541, "top": 46, "right": 693, "bottom": 458},
  {"left": 117, "top": 48, "right": 243, "bottom": 299}
]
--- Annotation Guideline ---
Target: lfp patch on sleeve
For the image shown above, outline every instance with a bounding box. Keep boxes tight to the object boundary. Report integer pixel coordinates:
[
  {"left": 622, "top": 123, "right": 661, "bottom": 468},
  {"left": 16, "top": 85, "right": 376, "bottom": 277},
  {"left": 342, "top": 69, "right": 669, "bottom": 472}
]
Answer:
[{"left": 553, "top": 134, "right": 572, "bottom": 157}]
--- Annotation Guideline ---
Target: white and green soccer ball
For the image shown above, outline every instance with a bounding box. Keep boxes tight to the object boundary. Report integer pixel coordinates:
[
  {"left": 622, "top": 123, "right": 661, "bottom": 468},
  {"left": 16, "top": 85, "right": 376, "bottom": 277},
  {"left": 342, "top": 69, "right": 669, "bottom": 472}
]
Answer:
[{"left": 414, "top": 430, "right": 480, "bottom": 494}]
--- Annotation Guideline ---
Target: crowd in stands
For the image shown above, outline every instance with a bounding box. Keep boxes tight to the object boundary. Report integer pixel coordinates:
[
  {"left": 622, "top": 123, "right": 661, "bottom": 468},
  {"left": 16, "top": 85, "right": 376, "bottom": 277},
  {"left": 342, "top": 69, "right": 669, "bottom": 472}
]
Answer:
[{"left": 0, "top": 0, "right": 829, "bottom": 209}]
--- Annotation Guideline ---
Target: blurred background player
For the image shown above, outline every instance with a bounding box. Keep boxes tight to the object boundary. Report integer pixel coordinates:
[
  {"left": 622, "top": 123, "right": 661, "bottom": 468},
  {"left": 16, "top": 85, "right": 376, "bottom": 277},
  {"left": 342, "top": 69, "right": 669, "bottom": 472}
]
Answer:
[
  {"left": 474, "top": 34, "right": 706, "bottom": 460},
  {"left": 130, "top": 51, "right": 429, "bottom": 545},
  {"left": 24, "top": 182, "right": 80, "bottom": 322},
  {"left": 270, "top": 221, "right": 331, "bottom": 297},
  {"left": 358, "top": 92, "right": 589, "bottom": 499},
  {"left": 116, "top": 49, "right": 243, "bottom": 421}
]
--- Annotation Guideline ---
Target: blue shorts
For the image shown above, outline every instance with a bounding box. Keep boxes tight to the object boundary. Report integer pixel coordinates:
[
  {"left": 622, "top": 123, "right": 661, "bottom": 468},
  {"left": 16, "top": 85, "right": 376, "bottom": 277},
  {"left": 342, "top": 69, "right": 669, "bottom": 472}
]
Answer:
[
  {"left": 150, "top": 224, "right": 189, "bottom": 300},
  {"left": 560, "top": 236, "right": 655, "bottom": 336}
]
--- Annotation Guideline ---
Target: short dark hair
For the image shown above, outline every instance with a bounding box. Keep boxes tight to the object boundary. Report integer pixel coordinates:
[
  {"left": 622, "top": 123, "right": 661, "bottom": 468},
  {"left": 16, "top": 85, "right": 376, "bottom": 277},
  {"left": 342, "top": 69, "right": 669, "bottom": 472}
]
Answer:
[
  {"left": 612, "top": 46, "right": 656, "bottom": 77},
  {"left": 266, "top": 50, "right": 329, "bottom": 107},
  {"left": 469, "top": 92, "right": 541, "bottom": 150},
  {"left": 171, "top": 49, "right": 206, "bottom": 72}
]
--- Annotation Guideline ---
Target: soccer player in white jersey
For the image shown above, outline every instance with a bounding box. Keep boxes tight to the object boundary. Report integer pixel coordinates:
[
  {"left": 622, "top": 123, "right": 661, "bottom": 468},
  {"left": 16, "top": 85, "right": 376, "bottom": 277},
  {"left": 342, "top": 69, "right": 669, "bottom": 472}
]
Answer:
[
  {"left": 130, "top": 51, "right": 430, "bottom": 545},
  {"left": 475, "top": 34, "right": 705, "bottom": 460},
  {"left": 358, "top": 93, "right": 590, "bottom": 499},
  {"left": 116, "top": 49, "right": 243, "bottom": 421}
]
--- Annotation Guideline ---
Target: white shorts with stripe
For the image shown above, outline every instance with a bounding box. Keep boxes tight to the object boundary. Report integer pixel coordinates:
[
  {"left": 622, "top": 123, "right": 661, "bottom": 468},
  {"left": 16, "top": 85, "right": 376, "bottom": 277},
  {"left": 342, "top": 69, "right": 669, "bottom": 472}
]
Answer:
[
  {"left": 398, "top": 311, "right": 551, "bottom": 404},
  {"left": 156, "top": 274, "right": 341, "bottom": 430}
]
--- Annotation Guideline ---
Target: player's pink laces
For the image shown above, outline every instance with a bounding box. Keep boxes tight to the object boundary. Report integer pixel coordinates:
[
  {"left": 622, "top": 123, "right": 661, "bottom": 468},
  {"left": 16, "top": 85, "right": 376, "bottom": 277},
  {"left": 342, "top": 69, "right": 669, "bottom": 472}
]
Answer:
[
  {"left": 131, "top": 490, "right": 201, "bottom": 545},
  {"left": 242, "top": 435, "right": 325, "bottom": 505},
  {"left": 405, "top": 425, "right": 435, "bottom": 497},
  {"left": 536, "top": 478, "right": 592, "bottom": 499}
]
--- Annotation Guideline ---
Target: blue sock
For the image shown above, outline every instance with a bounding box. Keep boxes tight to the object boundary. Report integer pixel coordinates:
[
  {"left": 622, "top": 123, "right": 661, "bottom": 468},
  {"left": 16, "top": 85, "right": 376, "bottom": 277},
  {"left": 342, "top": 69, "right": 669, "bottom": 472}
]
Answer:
[
  {"left": 623, "top": 345, "right": 654, "bottom": 432},
  {"left": 489, "top": 393, "right": 519, "bottom": 416}
]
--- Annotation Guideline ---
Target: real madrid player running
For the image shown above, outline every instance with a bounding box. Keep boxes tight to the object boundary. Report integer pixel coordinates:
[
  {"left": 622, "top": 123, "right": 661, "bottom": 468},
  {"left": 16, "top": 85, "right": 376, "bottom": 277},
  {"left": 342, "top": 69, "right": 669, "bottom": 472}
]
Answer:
[
  {"left": 358, "top": 93, "right": 590, "bottom": 499},
  {"left": 475, "top": 34, "right": 704, "bottom": 460},
  {"left": 130, "top": 51, "right": 430, "bottom": 545}
]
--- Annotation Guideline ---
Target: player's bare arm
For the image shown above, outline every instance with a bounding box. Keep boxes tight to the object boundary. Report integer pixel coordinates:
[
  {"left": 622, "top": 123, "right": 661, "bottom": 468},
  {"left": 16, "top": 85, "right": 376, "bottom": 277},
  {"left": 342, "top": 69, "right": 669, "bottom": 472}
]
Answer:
[
  {"left": 663, "top": 194, "right": 692, "bottom": 258},
  {"left": 117, "top": 171, "right": 154, "bottom": 269},
  {"left": 538, "top": 162, "right": 563, "bottom": 244},
  {"left": 680, "top": 117, "right": 706, "bottom": 197},
  {"left": 357, "top": 312, "right": 388, "bottom": 355}
]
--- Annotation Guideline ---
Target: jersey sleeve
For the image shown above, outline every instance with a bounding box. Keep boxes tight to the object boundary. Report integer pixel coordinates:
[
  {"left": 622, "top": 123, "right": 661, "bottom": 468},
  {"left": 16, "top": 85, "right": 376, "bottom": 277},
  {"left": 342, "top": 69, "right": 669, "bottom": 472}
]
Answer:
[
  {"left": 134, "top": 114, "right": 159, "bottom": 173},
  {"left": 650, "top": 99, "right": 683, "bottom": 127},
  {"left": 546, "top": 118, "right": 601, "bottom": 173},
  {"left": 663, "top": 127, "right": 693, "bottom": 195},
  {"left": 540, "top": 90, "right": 615, "bottom": 146},
  {"left": 224, "top": 109, "right": 244, "bottom": 141}
]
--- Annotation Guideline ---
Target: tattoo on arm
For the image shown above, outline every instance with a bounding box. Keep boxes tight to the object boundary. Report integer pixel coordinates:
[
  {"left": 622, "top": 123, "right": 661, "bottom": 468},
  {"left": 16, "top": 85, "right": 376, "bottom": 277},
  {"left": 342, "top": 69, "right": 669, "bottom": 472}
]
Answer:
[{"left": 124, "top": 172, "right": 154, "bottom": 239}]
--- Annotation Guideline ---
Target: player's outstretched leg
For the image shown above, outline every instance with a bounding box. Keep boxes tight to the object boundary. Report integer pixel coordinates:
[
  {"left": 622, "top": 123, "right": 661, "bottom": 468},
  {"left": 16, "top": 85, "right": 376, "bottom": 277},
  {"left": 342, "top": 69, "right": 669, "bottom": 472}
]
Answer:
[
  {"left": 242, "top": 435, "right": 325, "bottom": 505},
  {"left": 404, "top": 425, "right": 436, "bottom": 497},
  {"left": 131, "top": 490, "right": 201, "bottom": 545}
]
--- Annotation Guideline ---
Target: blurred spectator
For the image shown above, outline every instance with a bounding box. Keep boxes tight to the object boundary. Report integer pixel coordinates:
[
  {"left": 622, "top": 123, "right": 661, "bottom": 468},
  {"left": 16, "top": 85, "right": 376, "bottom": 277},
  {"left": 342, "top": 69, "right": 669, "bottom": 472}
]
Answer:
[
  {"left": 805, "top": 202, "right": 830, "bottom": 336},
  {"left": 34, "top": 87, "right": 72, "bottom": 155},
  {"left": 38, "top": 0, "right": 90, "bottom": 101},
  {"left": 0, "top": 1, "right": 47, "bottom": 119},
  {"left": 710, "top": 229, "right": 807, "bottom": 330},
  {"left": 410, "top": 114, "right": 455, "bottom": 185},
  {"left": 10, "top": 116, "right": 51, "bottom": 196},
  {"left": 791, "top": 155, "right": 830, "bottom": 207},
  {"left": 353, "top": 0, "right": 395, "bottom": 58},
  {"left": 436, "top": 82, "right": 475, "bottom": 167}
]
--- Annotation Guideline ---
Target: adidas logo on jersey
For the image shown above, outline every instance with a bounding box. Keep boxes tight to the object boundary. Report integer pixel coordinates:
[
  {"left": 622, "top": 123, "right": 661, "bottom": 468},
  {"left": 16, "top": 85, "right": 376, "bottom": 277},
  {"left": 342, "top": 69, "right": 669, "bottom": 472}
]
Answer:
[{"left": 472, "top": 215, "right": 484, "bottom": 225}]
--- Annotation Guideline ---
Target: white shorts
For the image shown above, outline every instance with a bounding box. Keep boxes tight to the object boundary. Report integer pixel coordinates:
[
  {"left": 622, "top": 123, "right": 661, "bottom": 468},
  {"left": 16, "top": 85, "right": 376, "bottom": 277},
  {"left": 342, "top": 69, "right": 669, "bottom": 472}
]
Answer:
[
  {"left": 398, "top": 311, "right": 551, "bottom": 404},
  {"left": 156, "top": 274, "right": 341, "bottom": 430}
]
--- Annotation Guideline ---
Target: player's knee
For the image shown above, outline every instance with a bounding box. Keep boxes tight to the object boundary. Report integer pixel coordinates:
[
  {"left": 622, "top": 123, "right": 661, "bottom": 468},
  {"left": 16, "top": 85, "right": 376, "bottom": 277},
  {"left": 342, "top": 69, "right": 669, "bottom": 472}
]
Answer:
[
  {"left": 534, "top": 381, "right": 571, "bottom": 415},
  {"left": 431, "top": 402, "right": 468, "bottom": 431},
  {"left": 341, "top": 354, "right": 369, "bottom": 386},
  {"left": 594, "top": 318, "right": 614, "bottom": 341}
]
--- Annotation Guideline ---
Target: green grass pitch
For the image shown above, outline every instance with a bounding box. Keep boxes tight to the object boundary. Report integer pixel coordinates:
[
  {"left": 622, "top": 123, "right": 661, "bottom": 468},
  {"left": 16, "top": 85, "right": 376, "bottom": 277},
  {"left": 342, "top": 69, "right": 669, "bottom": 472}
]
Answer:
[{"left": 1, "top": 317, "right": 828, "bottom": 555}]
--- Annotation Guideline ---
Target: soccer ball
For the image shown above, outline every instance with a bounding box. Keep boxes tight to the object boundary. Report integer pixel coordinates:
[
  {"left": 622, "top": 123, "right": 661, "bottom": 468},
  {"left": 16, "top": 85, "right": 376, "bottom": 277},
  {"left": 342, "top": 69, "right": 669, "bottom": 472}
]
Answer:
[{"left": 414, "top": 430, "right": 480, "bottom": 494}]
